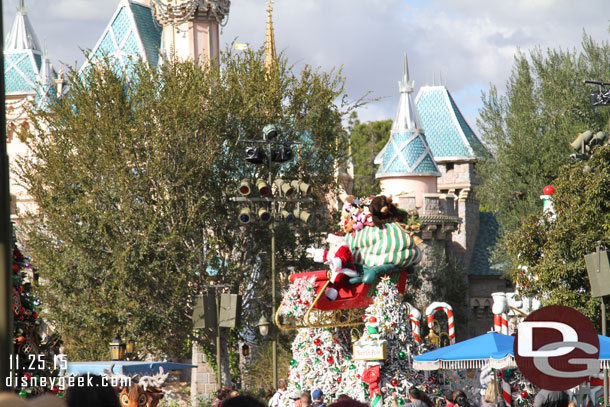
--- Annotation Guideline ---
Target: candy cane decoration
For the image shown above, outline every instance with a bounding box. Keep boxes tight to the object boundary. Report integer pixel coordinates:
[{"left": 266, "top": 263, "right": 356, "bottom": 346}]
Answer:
[
  {"left": 407, "top": 303, "right": 422, "bottom": 344},
  {"left": 425, "top": 302, "right": 455, "bottom": 344},
  {"left": 492, "top": 293, "right": 509, "bottom": 334}
]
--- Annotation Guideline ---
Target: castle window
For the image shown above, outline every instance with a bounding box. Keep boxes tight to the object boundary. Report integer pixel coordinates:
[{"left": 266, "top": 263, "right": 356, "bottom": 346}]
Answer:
[
  {"left": 10, "top": 194, "right": 16, "bottom": 215},
  {"left": 446, "top": 163, "right": 454, "bottom": 172}
]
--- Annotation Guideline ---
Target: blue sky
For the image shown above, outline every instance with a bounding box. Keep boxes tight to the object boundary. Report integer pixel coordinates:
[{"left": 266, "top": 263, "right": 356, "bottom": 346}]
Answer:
[{"left": 5, "top": 0, "right": 610, "bottom": 134}]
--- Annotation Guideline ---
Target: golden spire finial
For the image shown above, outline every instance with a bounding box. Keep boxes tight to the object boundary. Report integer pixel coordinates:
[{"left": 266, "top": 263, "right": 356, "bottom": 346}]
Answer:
[{"left": 264, "top": 0, "right": 277, "bottom": 72}]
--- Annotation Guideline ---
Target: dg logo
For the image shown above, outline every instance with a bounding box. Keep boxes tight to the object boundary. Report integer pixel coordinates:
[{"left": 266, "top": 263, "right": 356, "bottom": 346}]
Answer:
[{"left": 514, "top": 305, "right": 600, "bottom": 390}]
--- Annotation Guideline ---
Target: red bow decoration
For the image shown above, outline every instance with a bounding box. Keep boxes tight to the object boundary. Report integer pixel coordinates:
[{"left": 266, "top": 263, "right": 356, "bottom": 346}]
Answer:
[{"left": 362, "top": 366, "right": 381, "bottom": 397}]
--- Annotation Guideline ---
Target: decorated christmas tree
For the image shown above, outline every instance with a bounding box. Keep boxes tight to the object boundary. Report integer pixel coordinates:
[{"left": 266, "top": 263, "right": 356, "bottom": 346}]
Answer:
[{"left": 11, "top": 231, "right": 62, "bottom": 398}]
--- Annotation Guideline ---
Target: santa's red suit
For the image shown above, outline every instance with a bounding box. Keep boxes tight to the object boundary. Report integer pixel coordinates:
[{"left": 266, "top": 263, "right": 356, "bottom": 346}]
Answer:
[{"left": 309, "top": 233, "right": 359, "bottom": 300}]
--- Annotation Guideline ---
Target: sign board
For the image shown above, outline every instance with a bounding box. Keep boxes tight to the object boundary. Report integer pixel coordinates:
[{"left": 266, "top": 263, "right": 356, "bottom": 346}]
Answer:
[
  {"left": 514, "top": 305, "right": 599, "bottom": 391},
  {"left": 219, "top": 293, "right": 242, "bottom": 328},
  {"left": 353, "top": 340, "right": 387, "bottom": 361},
  {"left": 584, "top": 250, "right": 610, "bottom": 297},
  {"left": 193, "top": 294, "right": 216, "bottom": 330}
]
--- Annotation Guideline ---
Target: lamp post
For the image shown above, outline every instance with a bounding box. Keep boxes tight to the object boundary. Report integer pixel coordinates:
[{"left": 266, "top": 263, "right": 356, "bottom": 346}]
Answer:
[
  {"left": 109, "top": 334, "right": 126, "bottom": 361},
  {"left": 125, "top": 337, "right": 136, "bottom": 361},
  {"left": 232, "top": 124, "right": 313, "bottom": 388}
]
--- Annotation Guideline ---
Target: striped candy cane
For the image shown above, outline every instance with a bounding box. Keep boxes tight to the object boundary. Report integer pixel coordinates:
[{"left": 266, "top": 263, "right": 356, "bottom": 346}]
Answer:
[
  {"left": 425, "top": 302, "right": 455, "bottom": 344},
  {"left": 492, "top": 293, "right": 508, "bottom": 334},
  {"left": 501, "top": 376, "right": 512, "bottom": 406},
  {"left": 408, "top": 303, "right": 422, "bottom": 344}
]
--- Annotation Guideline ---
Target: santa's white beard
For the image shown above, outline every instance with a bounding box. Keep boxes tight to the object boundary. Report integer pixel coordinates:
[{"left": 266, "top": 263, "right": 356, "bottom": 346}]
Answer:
[{"left": 327, "top": 243, "right": 343, "bottom": 259}]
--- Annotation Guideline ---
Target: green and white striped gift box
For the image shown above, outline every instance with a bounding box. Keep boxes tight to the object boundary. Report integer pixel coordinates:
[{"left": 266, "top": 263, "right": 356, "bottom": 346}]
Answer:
[{"left": 345, "top": 223, "right": 421, "bottom": 268}]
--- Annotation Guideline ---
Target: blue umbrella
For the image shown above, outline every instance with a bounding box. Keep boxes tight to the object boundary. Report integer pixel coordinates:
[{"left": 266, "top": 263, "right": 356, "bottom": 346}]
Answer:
[
  {"left": 413, "top": 332, "right": 515, "bottom": 370},
  {"left": 414, "top": 333, "right": 610, "bottom": 371}
]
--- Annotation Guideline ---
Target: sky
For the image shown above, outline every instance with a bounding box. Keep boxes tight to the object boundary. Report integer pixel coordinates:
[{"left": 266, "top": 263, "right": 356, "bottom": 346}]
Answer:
[{"left": 4, "top": 0, "right": 610, "bottom": 133}]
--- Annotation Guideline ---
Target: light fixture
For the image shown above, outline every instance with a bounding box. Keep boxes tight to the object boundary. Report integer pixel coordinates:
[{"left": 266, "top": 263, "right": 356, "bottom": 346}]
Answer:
[
  {"left": 245, "top": 147, "right": 266, "bottom": 164},
  {"left": 271, "top": 145, "right": 292, "bottom": 163},
  {"left": 280, "top": 209, "right": 294, "bottom": 223},
  {"left": 241, "top": 343, "right": 250, "bottom": 357},
  {"left": 258, "top": 315, "right": 270, "bottom": 337},
  {"left": 109, "top": 334, "right": 126, "bottom": 361},
  {"left": 239, "top": 179, "right": 252, "bottom": 196},
  {"left": 274, "top": 179, "right": 294, "bottom": 197},
  {"left": 239, "top": 207, "right": 252, "bottom": 224},
  {"left": 262, "top": 124, "right": 279, "bottom": 140},
  {"left": 256, "top": 179, "right": 271, "bottom": 196},
  {"left": 258, "top": 207, "right": 272, "bottom": 223},
  {"left": 291, "top": 180, "right": 311, "bottom": 196},
  {"left": 125, "top": 337, "right": 136, "bottom": 361},
  {"left": 293, "top": 208, "right": 312, "bottom": 224}
]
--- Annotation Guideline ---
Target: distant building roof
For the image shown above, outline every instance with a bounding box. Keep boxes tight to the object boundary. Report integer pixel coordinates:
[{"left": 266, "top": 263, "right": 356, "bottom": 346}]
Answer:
[
  {"left": 376, "top": 55, "right": 440, "bottom": 178},
  {"left": 469, "top": 212, "right": 501, "bottom": 276},
  {"left": 82, "top": 0, "right": 162, "bottom": 73},
  {"left": 415, "top": 86, "right": 487, "bottom": 162},
  {"left": 4, "top": 3, "right": 43, "bottom": 96}
]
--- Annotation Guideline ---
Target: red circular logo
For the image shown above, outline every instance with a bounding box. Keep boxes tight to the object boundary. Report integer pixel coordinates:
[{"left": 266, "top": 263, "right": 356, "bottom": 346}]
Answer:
[{"left": 514, "top": 305, "right": 599, "bottom": 390}]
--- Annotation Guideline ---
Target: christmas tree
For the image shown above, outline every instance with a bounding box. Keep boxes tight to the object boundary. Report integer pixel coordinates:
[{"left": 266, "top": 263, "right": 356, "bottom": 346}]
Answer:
[{"left": 11, "top": 231, "right": 63, "bottom": 398}]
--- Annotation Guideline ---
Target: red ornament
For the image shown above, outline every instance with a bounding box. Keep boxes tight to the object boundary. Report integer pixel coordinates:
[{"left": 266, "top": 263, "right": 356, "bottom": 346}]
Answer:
[
  {"left": 51, "top": 387, "right": 60, "bottom": 394},
  {"left": 303, "top": 301, "right": 309, "bottom": 306},
  {"left": 337, "top": 377, "right": 342, "bottom": 383},
  {"left": 543, "top": 185, "right": 555, "bottom": 195},
  {"left": 428, "top": 376, "right": 436, "bottom": 383},
  {"left": 18, "top": 307, "right": 25, "bottom": 315},
  {"left": 32, "top": 312, "right": 38, "bottom": 319},
  {"left": 316, "top": 349, "right": 323, "bottom": 356},
  {"left": 18, "top": 315, "right": 24, "bottom": 321},
  {"left": 327, "top": 356, "right": 334, "bottom": 364},
  {"left": 521, "top": 391, "right": 529, "bottom": 399},
  {"left": 314, "top": 338, "right": 322, "bottom": 346},
  {"left": 12, "top": 264, "right": 19, "bottom": 273},
  {"left": 368, "top": 316, "right": 377, "bottom": 323},
  {"left": 18, "top": 287, "right": 22, "bottom": 293},
  {"left": 391, "top": 379, "right": 398, "bottom": 386},
  {"left": 391, "top": 322, "right": 396, "bottom": 327},
  {"left": 334, "top": 339, "right": 339, "bottom": 343},
  {"left": 24, "top": 373, "right": 31, "bottom": 380},
  {"left": 297, "top": 374, "right": 300, "bottom": 378},
  {"left": 424, "top": 384, "right": 429, "bottom": 391}
]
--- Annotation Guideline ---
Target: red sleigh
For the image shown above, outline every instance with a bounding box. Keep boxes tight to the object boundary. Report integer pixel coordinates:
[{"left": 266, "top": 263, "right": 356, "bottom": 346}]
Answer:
[{"left": 275, "top": 269, "right": 409, "bottom": 330}]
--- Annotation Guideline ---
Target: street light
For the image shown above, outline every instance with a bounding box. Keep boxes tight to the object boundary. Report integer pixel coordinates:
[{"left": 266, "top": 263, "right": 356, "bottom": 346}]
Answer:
[
  {"left": 241, "top": 343, "right": 250, "bottom": 357},
  {"left": 258, "top": 315, "right": 271, "bottom": 337},
  {"left": 125, "top": 337, "right": 136, "bottom": 361},
  {"left": 109, "top": 334, "right": 126, "bottom": 361}
]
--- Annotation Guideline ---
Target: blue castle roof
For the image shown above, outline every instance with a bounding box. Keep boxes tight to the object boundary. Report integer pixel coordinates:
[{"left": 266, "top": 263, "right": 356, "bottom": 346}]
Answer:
[
  {"left": 415, "top": 86, "right": 487, "bottom": 162},
  {"left": 81, "top": 0, "right": 162, "bottom": 73},
  {"left": 4, "top": 1, "right": 57, "bottom": 108},
  {"left": 375, "top": 55, "right": 440, "bottom": 178}
]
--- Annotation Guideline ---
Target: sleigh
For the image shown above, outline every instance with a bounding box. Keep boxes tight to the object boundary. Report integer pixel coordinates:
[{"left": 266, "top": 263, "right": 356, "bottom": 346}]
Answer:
[{"left": 275, "top": 267, "right": 409, "bottom": 330}]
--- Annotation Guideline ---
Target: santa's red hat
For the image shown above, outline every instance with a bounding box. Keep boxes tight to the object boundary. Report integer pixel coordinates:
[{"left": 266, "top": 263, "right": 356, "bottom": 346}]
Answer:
[{"left": 326, "top": 233, "right": 346, "bottom": 245}]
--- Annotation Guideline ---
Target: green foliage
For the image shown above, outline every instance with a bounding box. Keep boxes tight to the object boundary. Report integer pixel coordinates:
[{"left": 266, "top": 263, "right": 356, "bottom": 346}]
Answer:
[
  {"left": 505, "top": 146, "right": 610, "bottom": 325},
  {"left": 17, "top": 47, "right": 358, "bottom": 360},
  {"left": 476, "top": 34, "right": 610, "bottom": 269},
  {"left": 348, "top": 113, "right": 392, "bottom": 197},
  {"left": 243, "top": 334, "right": 294, "bottom": 391}
]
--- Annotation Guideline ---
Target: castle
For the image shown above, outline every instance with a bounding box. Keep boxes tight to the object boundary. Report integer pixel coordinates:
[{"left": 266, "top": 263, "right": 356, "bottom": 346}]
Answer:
[{"left": 4, "top": 0, "right": 508, "bottom": 390}]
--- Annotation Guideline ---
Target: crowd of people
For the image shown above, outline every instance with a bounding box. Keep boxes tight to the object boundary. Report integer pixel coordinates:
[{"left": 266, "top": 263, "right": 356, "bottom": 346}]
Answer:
[{"left": 0, "top": 376, "right": 577, "bottom": 407}]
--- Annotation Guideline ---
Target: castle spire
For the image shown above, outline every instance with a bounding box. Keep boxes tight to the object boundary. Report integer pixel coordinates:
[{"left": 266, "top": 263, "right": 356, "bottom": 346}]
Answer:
[
  {"left": 6, "top": 0, "right": 41, "bottom": 52},
  {"left": 393, "top": 53, "right": 421, "bottom": 133},
  {"left": 264, "top": 0, "right": 277, "bottom": 71}
]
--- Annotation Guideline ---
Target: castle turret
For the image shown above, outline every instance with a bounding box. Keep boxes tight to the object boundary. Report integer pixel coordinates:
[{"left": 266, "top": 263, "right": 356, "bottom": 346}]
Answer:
[
  {"left": 151, "top": 0, "right": 230, "bottom": 63},
  {"left": 375, "top": 54, "right": 440, "bottom": 209}
]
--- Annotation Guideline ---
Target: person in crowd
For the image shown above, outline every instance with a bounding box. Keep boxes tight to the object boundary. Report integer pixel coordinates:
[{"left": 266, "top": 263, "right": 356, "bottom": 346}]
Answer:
[
  {"left": 28, "top": 394, "right": 66, "bottom": 407},
  {"left": 224, "top": 395, "right": 267, "bottom": 407},
  {"left": 480, "top": 382, "right": 503, "bottom": 407},
  {"left": 568, "top": 401, "right": 577, "bottom": 407},
  {"left": 0, "top": 392, "right": 26, "bottom": 407},
  {"left": 230, "top": 390, "right": 240, "bottom": 399},
  {"left": 452, "top": 391, "right": 469, "bottom": 407},
  {"left": 403, "top": 387, "right": 434, "bottom": 407},
  {"left": 444, "top": 390, "right": 455, "bottom": 407},
  {"left": 269, "top": 380, "right": 288, "bottom": 407},
  {"left": 328, "top": 398, "right": 368, "bottom": 407},
  {"left": 533, "top": 390, "right": 569, "bottom": 407},
  {"left": 215, "top": 389, "right": 230, "bottom": 407},
  {"left": 65, "top": 375, "right": 120, "bottom": 407},
  {"left": 311, "top": 389, "right": 327, "bottom": 407},
  {"left": 297, "top": 391, "right": 312, "bottom": 407}
]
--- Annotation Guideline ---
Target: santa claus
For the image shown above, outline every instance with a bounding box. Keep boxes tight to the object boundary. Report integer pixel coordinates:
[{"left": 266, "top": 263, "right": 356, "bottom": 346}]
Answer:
[{"left": 306, "top": 233, "right": 360, "bottom": 300}]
